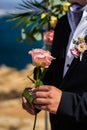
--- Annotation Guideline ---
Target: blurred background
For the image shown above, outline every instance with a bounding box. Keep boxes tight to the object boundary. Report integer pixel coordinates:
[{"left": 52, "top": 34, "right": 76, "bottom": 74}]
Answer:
[{"left": 0, "top": 0, "right": 50, "bottom": 130}]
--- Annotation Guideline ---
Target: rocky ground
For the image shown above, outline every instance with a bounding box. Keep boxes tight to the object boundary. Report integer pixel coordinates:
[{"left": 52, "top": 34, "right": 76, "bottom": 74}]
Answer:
[{"left": 0, "top": 65, "right": 50, "bottom": 130}]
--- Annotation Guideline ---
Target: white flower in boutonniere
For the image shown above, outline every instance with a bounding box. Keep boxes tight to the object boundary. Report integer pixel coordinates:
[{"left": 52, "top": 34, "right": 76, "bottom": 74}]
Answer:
[{"left": 70, "top": 36, "right": 87, "bottom": 61}]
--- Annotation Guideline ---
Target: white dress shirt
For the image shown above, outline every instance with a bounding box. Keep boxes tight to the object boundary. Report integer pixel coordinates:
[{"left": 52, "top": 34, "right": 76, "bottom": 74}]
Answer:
[{"left": 63, "top": 3, "right": 87, "bottom": 77}]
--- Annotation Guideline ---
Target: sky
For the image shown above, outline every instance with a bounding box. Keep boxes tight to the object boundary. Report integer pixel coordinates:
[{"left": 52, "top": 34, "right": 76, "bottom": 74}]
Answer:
[
  {"left": 0, "top": 0, "right": 21, "bottom": 16},
  {"left": 0, "top": 0, "right": 41, "bottom": 17}
]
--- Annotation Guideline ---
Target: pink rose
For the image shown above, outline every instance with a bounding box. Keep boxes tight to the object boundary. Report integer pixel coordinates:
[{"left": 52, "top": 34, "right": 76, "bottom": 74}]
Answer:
[
  {"left": 43, "top": 30, "right": 54, "bottom": 46},
  {"left": 28, "top": 49, "right": 55, "bottom": 68},
  {"left": 70, "top": 48, "right": 80, "bottom": 58}
]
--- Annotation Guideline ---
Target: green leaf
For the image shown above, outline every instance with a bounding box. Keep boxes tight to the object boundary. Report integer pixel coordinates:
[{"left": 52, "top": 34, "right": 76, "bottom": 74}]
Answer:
[
  {"left": 35, "top": 80, "right": 43, "bottom": 87},
  {"left": 50, "top": 0, "right": 66, "bottom": 5},
  {"left": 21, "top": 28, "right": 26, "bottom": 40},
  {"left": 13, "top": 16, "right": 27, "bottom": 29},
  {"left": 6, "top": 15, "right": 20, "bottom": 22},
  {"left": 23, "top": 89, "right": 33, "bottom": 104},
  {"left": 22, "top": 17, "right": 33, "bottom": 28},
  {"left": 33, "top": 32, "right": 42, "bottom": 41},
  {"left": 26, "top": 32, "right": 37, "bottom": 43},
  {"left": 27, "top": 75, "right": 35, "bottom": 83}
]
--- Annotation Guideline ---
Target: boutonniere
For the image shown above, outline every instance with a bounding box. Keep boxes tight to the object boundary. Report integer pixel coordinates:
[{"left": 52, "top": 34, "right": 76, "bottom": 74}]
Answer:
[{"left": 70, "top": 36, "right": 87, "bottom": 61}]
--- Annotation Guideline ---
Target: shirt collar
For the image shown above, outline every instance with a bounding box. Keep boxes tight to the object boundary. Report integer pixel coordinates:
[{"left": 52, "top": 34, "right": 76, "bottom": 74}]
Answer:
[{"left": 67, "top": 3, "right": 87, "bottom": 33}]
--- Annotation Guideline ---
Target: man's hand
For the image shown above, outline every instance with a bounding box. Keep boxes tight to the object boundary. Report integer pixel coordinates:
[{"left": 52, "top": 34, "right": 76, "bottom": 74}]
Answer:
[
  {"left": 32, "top": 85, "right": 62, "bottom": 114},
  {"left": 22, "top": 96, "right": 37, "bottom": 115},
  {"left": 22, "top": 88, "right": 40, "bottom": 115}
]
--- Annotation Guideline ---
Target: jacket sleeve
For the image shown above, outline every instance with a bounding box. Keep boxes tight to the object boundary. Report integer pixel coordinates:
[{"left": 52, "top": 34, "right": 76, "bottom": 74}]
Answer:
[{"left": 58, "top": 91, "right": 87, "bottom": 122}]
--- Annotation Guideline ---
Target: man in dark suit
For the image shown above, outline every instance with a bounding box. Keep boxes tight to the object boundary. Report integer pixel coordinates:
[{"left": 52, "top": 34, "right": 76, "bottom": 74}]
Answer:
[{"left": 22, "top": 0, "right": 87, "bottom": 129}]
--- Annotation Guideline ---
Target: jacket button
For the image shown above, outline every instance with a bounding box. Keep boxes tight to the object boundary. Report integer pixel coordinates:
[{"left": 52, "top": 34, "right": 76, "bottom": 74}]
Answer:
[{"left": 67, "top": 64, "right": 70, "bottom": 67}]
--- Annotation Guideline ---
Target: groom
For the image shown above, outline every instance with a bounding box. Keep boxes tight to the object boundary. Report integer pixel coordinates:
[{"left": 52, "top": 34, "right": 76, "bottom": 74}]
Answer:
[{"left": 22, "top": 0, "right": 87, "bottom": 130}]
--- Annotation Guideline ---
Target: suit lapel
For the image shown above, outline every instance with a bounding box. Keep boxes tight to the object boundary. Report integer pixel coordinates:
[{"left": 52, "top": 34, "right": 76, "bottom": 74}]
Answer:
[
  {"left": 61, "top": 10, "right": 87, "bottom": 87},
  {"left": 59, "top": 57, "right": 80, "bottom": 89}
]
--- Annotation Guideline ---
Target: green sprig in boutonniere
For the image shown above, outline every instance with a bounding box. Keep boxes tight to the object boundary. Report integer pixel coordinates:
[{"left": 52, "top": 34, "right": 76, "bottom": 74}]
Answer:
[{"left": 70, "top": 36, "right": 87, "bottom": 61}]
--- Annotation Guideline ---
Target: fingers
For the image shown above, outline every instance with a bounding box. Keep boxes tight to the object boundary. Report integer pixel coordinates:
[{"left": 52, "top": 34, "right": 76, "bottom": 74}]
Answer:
[
  {"left": 22, "top": 96, "right": 36, "bottom": 115},
  {"left": 32, "top": 85, "right": 53, "bottom": 105},
  {"left": 22, "top": 87, "right": 34, "bottom": 97},
  {"left": 32, "top": 85, "right": 53, "bottom": 99},
  {"left": 33, "top": 97, "right": 50, "bottom": 105},
  {"left": 32, "top": 85, "right": 62, "bottom": 114},
  {"left": 32, "top": 86, "right": 51, "bottom": 106},
  {"left": 22, "top": 96, "right": 28, "bottom": 109},
  {"left": 35, "top": 105, "right": 48, "bottom": 111},
  {"left": 22, "top": 85, "right": 62, "bottom": 114},
  {"left": 32, "top": 90, "right": 49, "bottom": 99},
  {"left": 33, "top": 85, "right": 51, "bottom": 92}
]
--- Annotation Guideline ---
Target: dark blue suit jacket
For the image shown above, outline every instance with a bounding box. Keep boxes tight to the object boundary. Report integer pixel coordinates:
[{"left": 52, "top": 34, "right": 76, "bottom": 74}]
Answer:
[{"left": 43, "top": 14, "right": 87, "bottom": 130}]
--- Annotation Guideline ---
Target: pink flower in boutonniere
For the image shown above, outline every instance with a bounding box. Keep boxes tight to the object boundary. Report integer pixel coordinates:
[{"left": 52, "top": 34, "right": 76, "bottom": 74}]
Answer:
[
  {"left": 70, "top": 36, "right": 87, "bottom": 61},
  {"left": 70, "top": 48, "right": 80, "bottom": 58}
]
